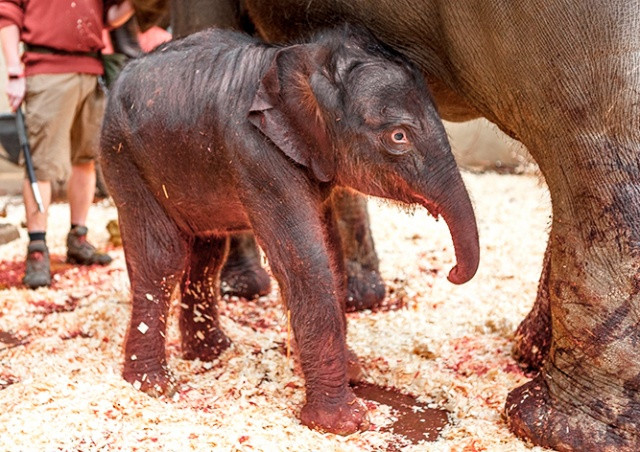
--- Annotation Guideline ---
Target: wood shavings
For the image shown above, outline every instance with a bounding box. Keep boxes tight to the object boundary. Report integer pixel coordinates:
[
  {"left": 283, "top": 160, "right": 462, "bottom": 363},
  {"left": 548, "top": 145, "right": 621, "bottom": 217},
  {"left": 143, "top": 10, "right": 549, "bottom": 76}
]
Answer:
[{"left": 0, "top": 173, "right": 551, "bottom": 451}]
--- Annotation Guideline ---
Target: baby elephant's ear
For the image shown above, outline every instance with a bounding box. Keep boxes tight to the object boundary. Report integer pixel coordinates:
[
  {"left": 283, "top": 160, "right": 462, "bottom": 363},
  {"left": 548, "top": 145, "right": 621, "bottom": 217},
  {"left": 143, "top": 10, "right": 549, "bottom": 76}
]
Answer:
[{"left": 248, "top": 46, "right": 336, "bottom": 183}]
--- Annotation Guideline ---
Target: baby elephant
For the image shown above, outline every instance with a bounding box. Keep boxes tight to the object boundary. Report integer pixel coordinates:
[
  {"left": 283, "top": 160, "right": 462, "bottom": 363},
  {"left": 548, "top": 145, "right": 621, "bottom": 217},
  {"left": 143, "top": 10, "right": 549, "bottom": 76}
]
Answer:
[{"left": 100, "top": 25, "right": 479, "bottom": 434}]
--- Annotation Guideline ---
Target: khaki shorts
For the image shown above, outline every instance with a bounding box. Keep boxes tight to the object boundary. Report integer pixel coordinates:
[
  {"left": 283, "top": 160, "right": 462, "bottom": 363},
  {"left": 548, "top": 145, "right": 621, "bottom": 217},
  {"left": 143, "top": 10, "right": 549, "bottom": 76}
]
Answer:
[{"left": 24, "top": 73, "right": 105, "bottom": 182}]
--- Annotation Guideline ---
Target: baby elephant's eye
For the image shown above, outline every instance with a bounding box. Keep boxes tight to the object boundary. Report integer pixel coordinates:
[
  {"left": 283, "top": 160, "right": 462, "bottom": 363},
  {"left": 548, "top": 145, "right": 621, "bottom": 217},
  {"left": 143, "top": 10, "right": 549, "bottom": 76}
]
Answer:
[
  {"left": 383, "top": 127, "right": 412, "bottom": 155},
  {"left": 391, "top": 129, "right": 408, "bottom": 144}
]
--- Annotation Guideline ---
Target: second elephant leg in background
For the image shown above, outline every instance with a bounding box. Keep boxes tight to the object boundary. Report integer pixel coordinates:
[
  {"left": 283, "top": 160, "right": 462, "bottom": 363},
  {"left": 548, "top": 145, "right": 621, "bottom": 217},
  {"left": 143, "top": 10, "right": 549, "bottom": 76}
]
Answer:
[
  {"left": 220, "top": 231, "right": 271, "bottom": 299},
  {"left": 220, "top": 190, "right": 386, "bottom": 310},
  {"left": 331, "top": 188, "right": 386, "bottom": 311}
]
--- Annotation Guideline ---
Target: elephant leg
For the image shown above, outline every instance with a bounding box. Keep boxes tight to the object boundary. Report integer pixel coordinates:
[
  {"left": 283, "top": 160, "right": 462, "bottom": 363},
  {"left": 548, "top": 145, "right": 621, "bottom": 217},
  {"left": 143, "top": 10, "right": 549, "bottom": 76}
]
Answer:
[
  {"left": 512, "top": 237, "right": 551, "bottom": 372},
  {"left": 321, "top": 201, "right": 367, "bottom": 383},
  {"left": 219, "top": 231, "right": 271, "bottom": 299},
  {"left": 331, "top": 188, "right": 386, "bottom": 311},
  {"left": 170, "top": 0, "right": 247, "bottom": 38},
  {"left": 506, "top": 138, "right": 640, "bottom": 450},
  {"left": 117, "top": 182, "right": 188, "bottom": 397},
  {"left": 180, "top": 235, "right": 231, "bottom": 361},
  {"left": 247, "top": 198, "right": 368, "bottom": 435}
]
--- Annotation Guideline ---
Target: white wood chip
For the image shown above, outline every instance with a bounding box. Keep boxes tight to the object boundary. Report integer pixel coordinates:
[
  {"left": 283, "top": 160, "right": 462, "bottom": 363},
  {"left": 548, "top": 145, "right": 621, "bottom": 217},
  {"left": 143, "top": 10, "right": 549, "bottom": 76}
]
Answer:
[{"left": 137, "top": 322, "right": 149, "bottom": 334}]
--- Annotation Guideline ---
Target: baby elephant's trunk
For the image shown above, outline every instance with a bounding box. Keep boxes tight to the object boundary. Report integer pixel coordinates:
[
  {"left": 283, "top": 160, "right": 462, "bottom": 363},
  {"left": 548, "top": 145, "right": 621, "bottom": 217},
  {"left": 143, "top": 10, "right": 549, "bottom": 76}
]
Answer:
[{"left": 436, "top": 174, "right": 480, "bottom": 284}]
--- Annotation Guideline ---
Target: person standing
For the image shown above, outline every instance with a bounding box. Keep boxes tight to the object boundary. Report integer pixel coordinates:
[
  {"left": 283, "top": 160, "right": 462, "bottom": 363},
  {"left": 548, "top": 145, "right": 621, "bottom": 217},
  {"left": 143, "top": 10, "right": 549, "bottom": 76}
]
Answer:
[{"left": 0, "top": 1, "right": 133, "bottom": 288}]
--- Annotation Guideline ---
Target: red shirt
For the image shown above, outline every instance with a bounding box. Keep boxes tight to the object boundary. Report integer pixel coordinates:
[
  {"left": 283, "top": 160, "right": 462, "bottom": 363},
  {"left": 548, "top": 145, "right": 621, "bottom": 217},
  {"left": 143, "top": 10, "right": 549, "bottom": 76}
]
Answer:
[{"left": 0, "top": 0, "right": 120, "bottom": 76}]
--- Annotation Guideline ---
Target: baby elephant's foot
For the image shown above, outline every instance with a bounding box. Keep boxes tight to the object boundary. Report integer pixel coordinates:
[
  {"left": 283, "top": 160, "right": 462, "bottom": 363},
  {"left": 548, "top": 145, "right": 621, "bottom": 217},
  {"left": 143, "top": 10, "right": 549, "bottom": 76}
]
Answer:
[
  {"left": 300, "top": 391, "right": 369, "bottom": 435},
  {"left": 182, "top": 330, "right": 231, "bottom": 361},
  {"left": 123, "top": 361, "right": 177, "bottom": 397},
  {"left": 346, "top": 347, "right": 367, "bottom": 383}
]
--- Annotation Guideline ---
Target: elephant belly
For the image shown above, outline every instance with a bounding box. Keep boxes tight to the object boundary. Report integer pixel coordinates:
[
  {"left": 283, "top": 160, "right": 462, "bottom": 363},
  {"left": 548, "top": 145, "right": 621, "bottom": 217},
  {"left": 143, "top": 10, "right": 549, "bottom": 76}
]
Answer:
[{"left": 165, "top": 196, "right": 252, "bottom": 236}]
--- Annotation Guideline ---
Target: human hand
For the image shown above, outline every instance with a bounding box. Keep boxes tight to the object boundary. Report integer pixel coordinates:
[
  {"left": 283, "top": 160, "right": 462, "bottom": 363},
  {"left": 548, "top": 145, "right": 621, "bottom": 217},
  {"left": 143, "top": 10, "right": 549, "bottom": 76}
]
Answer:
[{"left": 5, "top": 75, "right": 25, "bottom": 111}]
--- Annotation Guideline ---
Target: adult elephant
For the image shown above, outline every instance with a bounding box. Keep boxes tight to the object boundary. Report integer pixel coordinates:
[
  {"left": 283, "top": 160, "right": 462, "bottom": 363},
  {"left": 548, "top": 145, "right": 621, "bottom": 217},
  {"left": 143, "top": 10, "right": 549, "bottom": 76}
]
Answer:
[{"left": 132, "top": 1, "right": 640, "bottom": 450}]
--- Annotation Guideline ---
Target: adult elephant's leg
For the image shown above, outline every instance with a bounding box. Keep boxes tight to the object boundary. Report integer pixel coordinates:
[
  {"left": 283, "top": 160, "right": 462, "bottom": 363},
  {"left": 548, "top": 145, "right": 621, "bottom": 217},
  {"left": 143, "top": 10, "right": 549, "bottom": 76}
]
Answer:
[
  {"left": 170, "top": 0, "right": 245, "bottom": 38},
  {"left": 506, "top": 134, "right": 640, "bottom": 450},
  {"left": 512, "top": 238, "right": 551, "bottom": 372},
  {"left": 219, "top": 231, "right": 271, "bottom": 299},
  {"left": 331, "top": 189, "right": 385, "bottom": 311}
]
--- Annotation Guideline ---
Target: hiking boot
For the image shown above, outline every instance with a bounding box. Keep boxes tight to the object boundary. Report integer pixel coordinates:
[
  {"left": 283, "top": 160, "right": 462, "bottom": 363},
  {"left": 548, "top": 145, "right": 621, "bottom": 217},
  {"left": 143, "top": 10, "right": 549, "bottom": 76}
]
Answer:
[
  {"left": 66, "top": 225, "right": 112, "bottom": 265},
  {"left": 23, "top": 240, "right": 51, "bottom": 289}
]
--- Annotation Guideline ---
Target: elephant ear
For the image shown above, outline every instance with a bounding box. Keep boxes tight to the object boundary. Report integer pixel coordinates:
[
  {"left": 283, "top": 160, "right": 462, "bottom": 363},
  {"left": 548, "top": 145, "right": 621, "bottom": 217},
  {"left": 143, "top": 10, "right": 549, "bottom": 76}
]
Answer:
[{"left": 248, "top": 45, "right": 337, "bottom": 183}]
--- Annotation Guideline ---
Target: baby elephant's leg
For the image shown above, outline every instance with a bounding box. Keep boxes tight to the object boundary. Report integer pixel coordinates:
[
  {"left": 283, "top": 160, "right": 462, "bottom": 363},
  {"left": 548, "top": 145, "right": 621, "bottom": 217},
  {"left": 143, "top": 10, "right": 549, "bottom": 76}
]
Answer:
[
  {"left": 118, "top": 187, "right": 189, "bottom": 397},
  {"left": 251, "top": 205, "right": 368, "bottom": 435},
  {"left": 180, "top": 235, "right": 231, "bottom": 361}
]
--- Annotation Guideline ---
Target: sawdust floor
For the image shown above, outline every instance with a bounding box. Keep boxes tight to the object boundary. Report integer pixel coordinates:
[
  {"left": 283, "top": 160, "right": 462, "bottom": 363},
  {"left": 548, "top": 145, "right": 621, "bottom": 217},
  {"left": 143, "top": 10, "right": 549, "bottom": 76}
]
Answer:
[{"left": 0, "top": 171, "right": 551, "bottom": 451}]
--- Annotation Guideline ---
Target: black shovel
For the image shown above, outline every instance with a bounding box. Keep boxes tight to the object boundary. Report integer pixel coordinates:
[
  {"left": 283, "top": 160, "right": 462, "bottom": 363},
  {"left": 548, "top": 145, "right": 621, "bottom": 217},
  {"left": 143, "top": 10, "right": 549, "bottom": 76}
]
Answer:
[{"left": 14, "top": 108, "right": 44, "bottom": 212}]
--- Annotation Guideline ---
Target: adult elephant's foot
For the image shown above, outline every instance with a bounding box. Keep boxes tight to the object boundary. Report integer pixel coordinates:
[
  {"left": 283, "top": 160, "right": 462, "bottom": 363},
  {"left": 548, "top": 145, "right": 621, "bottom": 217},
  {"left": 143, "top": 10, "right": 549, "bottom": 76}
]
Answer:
[
  {"left": 300, "top": 390, "right": 369, "bottom": 435},
  {"left": 511, "top": 303, "right": 550, "bottom": 373},
  {"left": 512, "top": 242, "right": 551, "bottom": 372},
  {"left": 123, "top": 361, "right": 177, "bottom": 397},
  {"left": 220, "top": 232, "right": 271, "bottom": 299},
  {"left": 505, "top": 372, "right": 639, "bottom": 451},
  {"left": 345, "top": 261, "right": 386, "bottom": 311},
  {"left": 182, "top": 329, "right": 231, "bottom": 361}
]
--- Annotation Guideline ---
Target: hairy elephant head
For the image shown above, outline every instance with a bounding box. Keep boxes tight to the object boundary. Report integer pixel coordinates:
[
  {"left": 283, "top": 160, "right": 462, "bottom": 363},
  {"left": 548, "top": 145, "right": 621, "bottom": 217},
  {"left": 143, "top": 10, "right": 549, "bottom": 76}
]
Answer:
[{"left": 249, "top": 25, "right": 480, "bottom": 284}]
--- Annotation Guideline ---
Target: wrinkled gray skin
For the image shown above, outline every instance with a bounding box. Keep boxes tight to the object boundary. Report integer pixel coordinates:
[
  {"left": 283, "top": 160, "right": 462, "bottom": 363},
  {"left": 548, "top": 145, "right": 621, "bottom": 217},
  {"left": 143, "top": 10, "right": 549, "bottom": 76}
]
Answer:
[{"left": 132, "top": 1, "right": 640, "bottom": 450}]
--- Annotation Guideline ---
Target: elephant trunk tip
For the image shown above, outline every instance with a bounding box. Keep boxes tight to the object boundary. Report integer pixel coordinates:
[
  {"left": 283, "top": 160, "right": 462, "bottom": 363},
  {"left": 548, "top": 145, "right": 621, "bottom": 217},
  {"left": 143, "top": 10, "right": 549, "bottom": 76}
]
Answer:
[{"left": 447, "top": 263, "right": 478, "bottom": 285}]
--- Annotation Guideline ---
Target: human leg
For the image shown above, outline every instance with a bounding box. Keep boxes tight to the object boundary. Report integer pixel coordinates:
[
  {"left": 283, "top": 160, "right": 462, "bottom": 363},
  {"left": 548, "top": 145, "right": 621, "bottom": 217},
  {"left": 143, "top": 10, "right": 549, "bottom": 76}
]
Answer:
[
  {"left": 22, "top": 74, "right": 78, "bottom": 287},
  {"left": 22, "top": 178, "right": 52, "bottom": 288},
  {"left": 65, "top": 74, "right": 111, "bottom": 265}
]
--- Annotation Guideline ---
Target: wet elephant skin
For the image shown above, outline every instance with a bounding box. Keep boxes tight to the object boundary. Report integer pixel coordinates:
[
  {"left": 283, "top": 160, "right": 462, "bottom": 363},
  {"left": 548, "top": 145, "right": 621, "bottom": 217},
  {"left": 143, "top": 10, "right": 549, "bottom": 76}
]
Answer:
[{"left": 100, "top": 25, "right": 479, "bottom": 435}]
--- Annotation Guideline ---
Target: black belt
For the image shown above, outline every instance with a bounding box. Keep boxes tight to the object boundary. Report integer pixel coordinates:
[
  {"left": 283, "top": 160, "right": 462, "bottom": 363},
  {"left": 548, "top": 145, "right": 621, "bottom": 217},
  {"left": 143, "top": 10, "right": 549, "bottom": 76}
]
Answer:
[{"left": 24, "top": 43, "right": 100, "bottom": 60}]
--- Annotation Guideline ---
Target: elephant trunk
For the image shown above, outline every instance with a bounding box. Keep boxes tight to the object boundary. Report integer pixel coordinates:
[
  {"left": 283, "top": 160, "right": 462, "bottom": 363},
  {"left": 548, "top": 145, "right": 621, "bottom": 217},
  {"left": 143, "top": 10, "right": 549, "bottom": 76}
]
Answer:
[
  {"left": 441, "top": 188, "right": 479, "bottom": 284},
  {"left": 422, "top": 168, "right": 479, "bottom": 285}
]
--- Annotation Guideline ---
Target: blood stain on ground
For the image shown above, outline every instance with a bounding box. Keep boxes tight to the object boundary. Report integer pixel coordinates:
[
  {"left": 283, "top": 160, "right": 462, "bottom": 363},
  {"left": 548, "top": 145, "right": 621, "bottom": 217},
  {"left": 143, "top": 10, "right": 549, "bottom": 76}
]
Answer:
[
  {"left": 0, "top": 330, "right": 28, "bottom": 350},
  {"left": 352, "top": 382, "right": 449, "bottom": 446}
]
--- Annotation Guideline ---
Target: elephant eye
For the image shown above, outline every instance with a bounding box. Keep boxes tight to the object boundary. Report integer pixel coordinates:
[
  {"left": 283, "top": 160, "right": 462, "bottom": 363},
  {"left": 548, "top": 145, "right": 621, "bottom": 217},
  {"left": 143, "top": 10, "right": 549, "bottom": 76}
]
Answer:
[
  {"left": 383, "top": 127, "right": 412, "bottom": 155},
  {"left": 391, "top": 129, "right": 408, "bottom": 144}
]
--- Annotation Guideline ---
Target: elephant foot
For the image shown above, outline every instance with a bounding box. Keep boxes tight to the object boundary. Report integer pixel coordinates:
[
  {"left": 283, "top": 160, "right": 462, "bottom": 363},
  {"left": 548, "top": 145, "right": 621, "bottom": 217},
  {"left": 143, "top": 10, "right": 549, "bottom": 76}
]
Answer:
[
  {"left": 513, "top": 241, "right": 551, "bottom": 372},
  {"left": 505, "top": 374, "right": 638, "bottom": 451},
  {"left": 511, "top": 305, "right": 550, "bottom": 373},
  {"left": 345, "top": 262, "right": 386, "bottom": 311},
  {"left": 182, "top": 329, "right": 231, "bottom": 361},
  {"left": 220, "top": 262, "right": 271, "bottom": 299},
  {"left": 300, "top": 390, "right": 370, "bottom": 435},
  {"left": 123, "top": 361, "right": 177, "bottom": 397}
]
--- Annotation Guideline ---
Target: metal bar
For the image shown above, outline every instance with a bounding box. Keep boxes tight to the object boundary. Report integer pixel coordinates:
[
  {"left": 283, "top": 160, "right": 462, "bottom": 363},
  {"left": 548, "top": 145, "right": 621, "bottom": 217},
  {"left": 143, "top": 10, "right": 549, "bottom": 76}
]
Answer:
[{"left": 15, "top": 108, "right": 44, "bottom": 213}]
